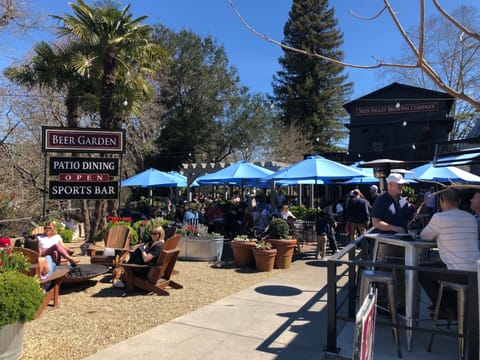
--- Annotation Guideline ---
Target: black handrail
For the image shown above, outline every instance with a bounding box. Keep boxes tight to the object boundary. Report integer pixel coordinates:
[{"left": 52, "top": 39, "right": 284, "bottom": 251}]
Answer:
[{"left": 324, "top": 232, "right": 479, "bottom": 360}]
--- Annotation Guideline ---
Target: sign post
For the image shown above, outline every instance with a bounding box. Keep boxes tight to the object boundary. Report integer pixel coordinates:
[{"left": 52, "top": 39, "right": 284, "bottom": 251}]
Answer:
[{"left": 41, "top": 127, "right": 125, "bottom": 218}]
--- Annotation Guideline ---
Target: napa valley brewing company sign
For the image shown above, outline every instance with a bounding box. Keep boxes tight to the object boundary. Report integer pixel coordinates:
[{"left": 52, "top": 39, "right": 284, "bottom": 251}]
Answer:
[{"left": 42, "top": 127, "right": 125, "bottom": 200}]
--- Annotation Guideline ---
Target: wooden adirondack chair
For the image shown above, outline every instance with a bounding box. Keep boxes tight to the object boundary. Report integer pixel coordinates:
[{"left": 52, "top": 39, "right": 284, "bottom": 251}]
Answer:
[
  {"left": 164, "top": 226, "right": 177, "bottom": 242},
  {"left": 14, "top": 247, "right": 70, "bottom": 318},
  {"left": 163, "top": 234, "right": 181, "bottom": 250},
  {"left": 121, "top": 248, "right": 183, "bottom": 295},
  {"left": 86, "top": 225, "right": 130, "bottom": 267}
]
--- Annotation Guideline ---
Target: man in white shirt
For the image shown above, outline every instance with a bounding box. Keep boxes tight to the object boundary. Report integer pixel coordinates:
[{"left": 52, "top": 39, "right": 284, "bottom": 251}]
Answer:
[{"left": 419, "top": 188, "right": 480, "bottom": 318}]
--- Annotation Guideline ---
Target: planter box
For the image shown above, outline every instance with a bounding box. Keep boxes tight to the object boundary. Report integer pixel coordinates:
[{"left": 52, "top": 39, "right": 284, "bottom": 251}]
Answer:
[
  {"left": 178, "top": 236, "right": 224, "bottom": 261},
  {"left": 0, "top": 323, "right": 24, "bottom": 360}
]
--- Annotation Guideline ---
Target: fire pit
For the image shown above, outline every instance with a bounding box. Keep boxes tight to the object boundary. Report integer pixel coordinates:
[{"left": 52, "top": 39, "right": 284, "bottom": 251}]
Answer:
[{"left": 61, "top": 264, "right": 109, "bottom": 284}]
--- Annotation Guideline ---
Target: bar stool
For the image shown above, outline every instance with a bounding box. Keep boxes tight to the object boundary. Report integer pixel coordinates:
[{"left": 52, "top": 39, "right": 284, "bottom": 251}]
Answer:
[
  {"left": 427, "top": 281, "right": 467, "bottom": 360},
  {"left": 359, "top": 269, "right": 402, "bottom": 358}
]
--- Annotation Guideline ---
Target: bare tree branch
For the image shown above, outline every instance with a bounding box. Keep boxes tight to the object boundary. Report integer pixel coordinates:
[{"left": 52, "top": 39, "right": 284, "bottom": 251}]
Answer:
[
  {"left": 432, "top": 0, "right": 480, "bottom": 42},
  {"left": 226, "top": 0, "right": 480, "bottom": 112},
  {"left": 348, "top": 6, "right": 387, "bottom": 21},
  {"left": 0, "top": 0, "right": 14, "bottom": 26},
  {"left": 226, "top": 0, "right": 418, "bottom": 70}
]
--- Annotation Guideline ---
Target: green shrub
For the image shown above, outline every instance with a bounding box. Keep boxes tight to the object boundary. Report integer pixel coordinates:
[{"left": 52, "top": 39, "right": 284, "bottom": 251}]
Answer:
[
  {"left": 126, "top": 225, "right": 139, "bottom": 245},
  {"left": 305, "top": 208, "right": 319, "bottom": 221},
  {"left": 0, "top": 250, "right": 30, "bottom": 273},
  {"left": 59, "top": 228, "right": 74, "bottom": 243},
  {"left": 0, "top": 271, "right": 44, "bottom": 327},
  {"left": 268, "top": 218, "right": 290, "bottom": 239},
  {"left": 289, "top": 206, "right": 306, "bottom": 220}
]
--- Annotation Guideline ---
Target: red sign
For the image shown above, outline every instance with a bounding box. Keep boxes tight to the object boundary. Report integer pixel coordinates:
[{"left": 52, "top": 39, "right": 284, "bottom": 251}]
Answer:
[
  {"left": 59, "top": 174, "right": 109, "bottom": 182},
  {"left": 42, "top": 127, "right": 125, "bottom": 153},
  {"left": 353, "top": 290, "right": 377, "bottom": 360}
]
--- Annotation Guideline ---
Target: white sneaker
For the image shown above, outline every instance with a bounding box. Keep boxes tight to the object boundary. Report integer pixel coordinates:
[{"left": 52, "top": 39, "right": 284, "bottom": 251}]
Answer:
[{"left": 113, "top": 280, "right": 126, "bottom": 288}]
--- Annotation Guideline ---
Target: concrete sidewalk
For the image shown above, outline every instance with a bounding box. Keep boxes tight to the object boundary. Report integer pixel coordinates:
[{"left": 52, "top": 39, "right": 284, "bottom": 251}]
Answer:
[
  {"left": 83, "top": 256, "right": 463, "bottom": 360},
  {"left": 84, "top": 258, "right": 330, "bottom": 360}
]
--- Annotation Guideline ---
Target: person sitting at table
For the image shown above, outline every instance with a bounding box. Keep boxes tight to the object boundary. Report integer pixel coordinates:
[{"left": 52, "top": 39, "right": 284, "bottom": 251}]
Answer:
[
  {"left": 419, "top": 188, "right": 480, "bottom": 319},
  {"left": 37, "top": 221, "right": 80, "bottom": 266},
  {"left": 113, "top": 225, "right": 166, "bottom": 288},
  {"left": 469, "top": 189, "right": 480, "bottom": 250}
]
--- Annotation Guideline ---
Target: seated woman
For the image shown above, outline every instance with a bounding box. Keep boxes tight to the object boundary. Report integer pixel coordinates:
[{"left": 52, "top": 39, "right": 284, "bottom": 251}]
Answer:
[
  {"left": 113, "top": 225, "right": 165, "bottom": 288},
  {"left": 37, "top": 221, "right": 79, "bottom": 266}
]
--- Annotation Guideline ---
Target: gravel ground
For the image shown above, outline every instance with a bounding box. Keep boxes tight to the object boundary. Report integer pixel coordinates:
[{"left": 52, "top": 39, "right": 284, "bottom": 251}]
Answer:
[{"left": 21, "top": 239, "right": 277, "bottom": 360}]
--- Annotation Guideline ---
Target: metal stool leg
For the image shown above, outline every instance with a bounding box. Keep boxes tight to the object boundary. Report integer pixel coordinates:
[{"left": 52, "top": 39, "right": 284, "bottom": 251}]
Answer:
[
  {"left": 387, "top": 282, "right": 402, "bottom": 358},
  {"left": 457, "top": 286, "right": 467, "bottom": 360},
  {"left": 428, "top": 281, "right": 467, "bottom": 360},
  {"left": 359, "top": 270, "right": 402, "bottom": 358},
  {"left": 427, "top": 282, "right": 444, "bottom": 352}
]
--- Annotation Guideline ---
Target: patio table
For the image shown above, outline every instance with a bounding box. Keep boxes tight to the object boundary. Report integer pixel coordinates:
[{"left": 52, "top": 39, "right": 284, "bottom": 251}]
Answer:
[{"left": 366, "top": 233, "right": 437, "bottom": 351}]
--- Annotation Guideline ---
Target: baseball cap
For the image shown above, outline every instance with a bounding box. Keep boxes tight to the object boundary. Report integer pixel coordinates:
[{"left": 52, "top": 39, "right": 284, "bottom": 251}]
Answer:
[
  {"left": 369, "top": 185, "right": 378, "bottom": 192},
  {"left": 386, "top": 173, "right": 407, "bottom": 184}
]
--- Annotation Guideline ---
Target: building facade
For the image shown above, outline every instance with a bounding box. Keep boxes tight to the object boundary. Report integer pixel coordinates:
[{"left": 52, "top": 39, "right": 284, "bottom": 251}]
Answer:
[{"left": 344, "top": 82, "right": 454, "bottom": 163}]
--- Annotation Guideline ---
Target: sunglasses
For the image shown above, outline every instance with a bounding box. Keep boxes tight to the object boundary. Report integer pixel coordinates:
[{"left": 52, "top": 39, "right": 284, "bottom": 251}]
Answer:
[{"left": 151, "top": 232, "right": 160, "bottom": 236}]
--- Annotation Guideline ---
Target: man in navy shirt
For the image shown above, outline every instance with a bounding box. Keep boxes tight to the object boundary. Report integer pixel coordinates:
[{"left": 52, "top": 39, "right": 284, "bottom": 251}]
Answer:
[
  {"left": 371, "top": 173, "right": 413, "bottom": 234},
  {"left": 370, "top": 173, "right": 414, "bottom": 312}
]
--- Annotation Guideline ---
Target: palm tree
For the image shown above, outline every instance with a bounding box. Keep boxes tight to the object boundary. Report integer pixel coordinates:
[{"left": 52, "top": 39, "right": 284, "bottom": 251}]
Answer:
[
  {"left": 51, "top": 0, "right": 168, "bottom": 130},
  {"left": 4, "top": 40, "right": 97, "bottom": 127}
]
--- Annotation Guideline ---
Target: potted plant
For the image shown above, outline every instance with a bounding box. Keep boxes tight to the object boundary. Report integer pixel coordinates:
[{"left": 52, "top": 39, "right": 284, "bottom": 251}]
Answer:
[
  {"left": 0, "top": 237, "right": 44, "bottom": 360},
  {"left": 231, "top": 236, "right": 257, "bottom": 267},
  {"left": 267, "top": 218, "right": 297, "bottom": 269},
  {"left": 252, "top": 239, "right": 277, "bottom": 272}
]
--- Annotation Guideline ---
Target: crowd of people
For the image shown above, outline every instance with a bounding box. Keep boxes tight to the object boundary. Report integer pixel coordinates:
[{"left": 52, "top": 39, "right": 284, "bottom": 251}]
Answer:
[{"left": 34, "top": 171, "right": 480, "bottom": 320}]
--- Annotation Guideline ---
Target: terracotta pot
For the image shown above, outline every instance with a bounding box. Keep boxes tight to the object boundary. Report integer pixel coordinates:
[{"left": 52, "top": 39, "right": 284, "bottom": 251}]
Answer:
[
  {"left": 252, "top": 248, "right": 277, "bottom": 272},
  {"left": 269, "top": 239, "right": 297, "bottom": 269},
  {"left": 231, "top": 241, "right": 256, "bottom": 267}
]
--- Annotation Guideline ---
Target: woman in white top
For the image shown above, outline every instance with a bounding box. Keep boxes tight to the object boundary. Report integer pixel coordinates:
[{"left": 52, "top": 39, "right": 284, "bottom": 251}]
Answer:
[{"left": 37, "top": 221, "right": 79, "bottom": 266}]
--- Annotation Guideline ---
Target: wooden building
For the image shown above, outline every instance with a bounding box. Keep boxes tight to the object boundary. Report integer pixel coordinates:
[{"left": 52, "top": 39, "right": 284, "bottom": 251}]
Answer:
[{"left": 343, "top": 82, "right": 454, "bottom": 163}]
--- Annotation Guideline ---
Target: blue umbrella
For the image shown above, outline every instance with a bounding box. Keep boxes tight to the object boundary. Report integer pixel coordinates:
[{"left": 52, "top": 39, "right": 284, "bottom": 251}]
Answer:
[
  {"left": 343, "top": 162, "right": 378, "bottom": 184},
  {"left": 263, "top": 155, "right": 367, "bottom": 182},
  {"left": 121, "top": 168, "right": 180, "bottom": 187},
  {"left": 350, "top": 161, "right": 375, "bottom": 177},
  {"left": 195, "top": 160, "right": 274, "bottom": 185},
  {"left": 343, "top": 176, "right": 379, "bottom": 185},
  {"left": 406, "top": 162, "right": 480, "bottom": 183},
  {"left": 167, "top": 171, "right": 188, "bottom": 187}
]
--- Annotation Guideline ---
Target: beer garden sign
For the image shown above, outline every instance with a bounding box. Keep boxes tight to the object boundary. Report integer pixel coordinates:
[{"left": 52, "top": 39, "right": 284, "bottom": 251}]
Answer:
[{"left": 42, "top": 127, "right": 125, "bottom": 213}]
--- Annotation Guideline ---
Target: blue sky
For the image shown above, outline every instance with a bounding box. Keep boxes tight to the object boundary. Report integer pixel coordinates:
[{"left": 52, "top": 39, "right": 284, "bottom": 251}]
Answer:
[{"left": 1, "top": 0, "right": 477, "bottom": 99}]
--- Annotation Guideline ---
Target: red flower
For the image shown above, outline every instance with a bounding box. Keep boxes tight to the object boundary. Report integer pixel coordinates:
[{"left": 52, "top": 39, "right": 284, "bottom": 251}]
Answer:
[{"left": 0, "top": 237, "right": 11, "bottom": 248}]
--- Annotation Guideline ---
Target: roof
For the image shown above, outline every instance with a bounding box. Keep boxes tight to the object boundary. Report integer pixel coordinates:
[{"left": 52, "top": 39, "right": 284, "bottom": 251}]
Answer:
[{"left": 343, "top": 82, "right": 455, "bottom": 111}]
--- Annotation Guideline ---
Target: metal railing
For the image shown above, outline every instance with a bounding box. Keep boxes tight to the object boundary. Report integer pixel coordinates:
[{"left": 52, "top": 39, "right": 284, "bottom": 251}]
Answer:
[{"left": 324, "top": 232, "right": 479, "bottom": 360}]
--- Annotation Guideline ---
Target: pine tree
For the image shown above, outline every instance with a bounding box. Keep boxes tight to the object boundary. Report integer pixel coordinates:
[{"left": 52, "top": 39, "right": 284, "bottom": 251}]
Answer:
[{"left": 272, "top": 0, "right": 352, "bottom": 153}]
